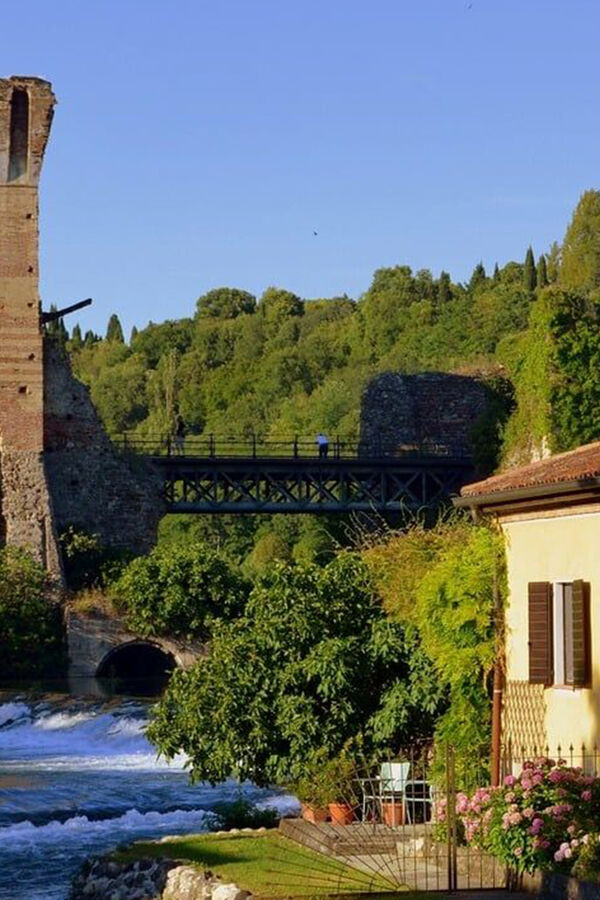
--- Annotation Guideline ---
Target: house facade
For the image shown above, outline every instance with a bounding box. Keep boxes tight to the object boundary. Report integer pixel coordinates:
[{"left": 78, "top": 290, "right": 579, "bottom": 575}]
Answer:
[{"left": 457, "top": 441, "right": 600, "bottom": 756}]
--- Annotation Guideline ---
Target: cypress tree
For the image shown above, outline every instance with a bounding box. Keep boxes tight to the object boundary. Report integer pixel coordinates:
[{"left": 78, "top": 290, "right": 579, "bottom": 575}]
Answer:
[
  {"left": 130, "top": 325, "right": 139, "bottom": 344},
  {"left": 71, "top": 323, "right": 83, "bottom": 348},
  {"left": 493, "top": 263, "right": 500, "bottom": 282},
  {"left": 524, "top": 246, "right": 537, "bottom": 292},
  {"left": 84, "top": 329, "right": 97, "bottom": 348},
  {"left": 438, "top": 271, "right": 452, "bottom": 304},
  {"left": 106, "top": 313, "right": 124, "bottom": 343},
  {"left": 537, "top": 254, "right": 548, "bottom": 288},
  {"left": 469, "top": 262, "right": 487, "bottom": 292}
]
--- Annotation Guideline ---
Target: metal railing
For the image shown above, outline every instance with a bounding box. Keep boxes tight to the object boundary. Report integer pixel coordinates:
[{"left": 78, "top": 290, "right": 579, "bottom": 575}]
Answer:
[{"left": 114, "top": 432, "right": 469, "bottom": 460}]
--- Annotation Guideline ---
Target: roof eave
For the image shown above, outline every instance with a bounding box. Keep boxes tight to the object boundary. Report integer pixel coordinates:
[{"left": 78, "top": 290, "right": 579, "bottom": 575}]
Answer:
[{"left": 454, "top": 475, "right": 600, "bottom": 513}]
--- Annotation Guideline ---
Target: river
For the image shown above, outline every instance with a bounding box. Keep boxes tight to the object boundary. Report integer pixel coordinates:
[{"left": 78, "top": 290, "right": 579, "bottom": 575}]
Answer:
[{"left": 0, "top": 691, "right": 297, "bottom": 900}]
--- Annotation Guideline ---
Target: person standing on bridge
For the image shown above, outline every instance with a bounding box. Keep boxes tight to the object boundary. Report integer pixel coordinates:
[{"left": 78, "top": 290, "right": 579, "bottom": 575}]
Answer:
[
  {"left": 174, "top": 414, "right": 186, "bottom": 455},
  {"left": 316, "top": 432, "right": 329, "bottom": 459}
]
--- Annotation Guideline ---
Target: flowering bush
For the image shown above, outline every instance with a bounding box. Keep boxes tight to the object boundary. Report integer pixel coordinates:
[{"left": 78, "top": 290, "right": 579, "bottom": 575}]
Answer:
[{"left": 453, "top": 758, "right": 600, "bottom": 874}]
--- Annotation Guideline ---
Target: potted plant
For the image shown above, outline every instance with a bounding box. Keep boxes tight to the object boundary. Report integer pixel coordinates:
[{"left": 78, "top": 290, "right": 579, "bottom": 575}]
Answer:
[
  {"left": 289, "top": 754, "right": 331, "bottom": 824},
  {"left": 321, "top": 748, "right": 359, "bottom": 826}
]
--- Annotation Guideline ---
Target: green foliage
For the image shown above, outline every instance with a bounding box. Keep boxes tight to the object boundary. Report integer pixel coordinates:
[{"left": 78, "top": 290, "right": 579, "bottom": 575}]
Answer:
[
  {"left": 211, "top": 796, "right": 280, "bottom": 830},
  {"left": 59, "top": 526, "right": 133, "bottom": 591},
  {"left": 363, "top": 516, "right": 503, "bottom": 762},
  {"left": 501, "top": 287, "right": 600, "bottom": 459},
  {"left": 112, "top": 542, "right": 248, "bottom": 639},
  {"left": 147, "top": 554, "right": 442, "bottom": 786},
  {"left": 197, "top": 287, "right": 256, "bottom": 319},
  {"left": 560, "top": 190, "right": 600, "bottom": 295},
  {"left": 416, "top": 526, "right": 504, "bottom": 751},
  {"left": 106, "top": 313, "right": 124, "bottom": 343},
  {"left": 524, "top": 246, "right": 537, "bottom": 292},
  {"left": 537, "top": 253, "right": 548, "bottom": 288},
  {"left": 0, "top": 547, "right": 65, "bottom": 678},
  {"left": 45, "top": 304, "right": 69, "bottom": 349}
]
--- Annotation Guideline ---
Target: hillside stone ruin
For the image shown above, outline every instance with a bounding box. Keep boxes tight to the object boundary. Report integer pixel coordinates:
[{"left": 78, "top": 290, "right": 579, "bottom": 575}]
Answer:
[{"left": 360, "top": 372, "right": 491, "bottom": 458}]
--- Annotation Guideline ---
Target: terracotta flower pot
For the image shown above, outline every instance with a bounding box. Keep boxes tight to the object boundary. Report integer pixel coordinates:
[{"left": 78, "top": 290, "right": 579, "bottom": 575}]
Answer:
[
  {"left": 381, "top": 800, "right": 404, "bottom": 826},
  {"left": 328, "top": 802, "right": 356, "bottom": 825},
  {"left": 301, "top": 803, "right": 329, "bottom": 824}
]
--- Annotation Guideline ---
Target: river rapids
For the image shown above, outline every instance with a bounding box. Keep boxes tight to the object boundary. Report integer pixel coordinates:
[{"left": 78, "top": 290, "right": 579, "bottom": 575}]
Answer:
[{"left": 0, "top": 694, "right": 297, "bottom": 899}]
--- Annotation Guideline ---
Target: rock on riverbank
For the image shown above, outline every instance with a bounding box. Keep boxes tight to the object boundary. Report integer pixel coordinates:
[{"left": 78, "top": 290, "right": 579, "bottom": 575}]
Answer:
[{"left": 69, "top": 855, "right": 251, "bottom": 900}]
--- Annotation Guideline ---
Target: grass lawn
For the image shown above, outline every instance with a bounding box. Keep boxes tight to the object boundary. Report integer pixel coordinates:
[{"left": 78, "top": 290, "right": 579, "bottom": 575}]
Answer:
[{"left": 114, "top": 830, "right": 436, "bottom": 899}]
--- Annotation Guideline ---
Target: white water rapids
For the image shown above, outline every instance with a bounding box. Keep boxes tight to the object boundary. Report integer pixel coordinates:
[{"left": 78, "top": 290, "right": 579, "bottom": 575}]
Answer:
[{"left": 0, "top": 696, "right": 298, "bottom": 899}]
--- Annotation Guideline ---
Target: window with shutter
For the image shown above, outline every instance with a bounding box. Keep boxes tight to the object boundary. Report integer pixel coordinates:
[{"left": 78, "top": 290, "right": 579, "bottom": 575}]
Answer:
[{"left": 528, "top": 582, "right": 553, "bottom": 685}]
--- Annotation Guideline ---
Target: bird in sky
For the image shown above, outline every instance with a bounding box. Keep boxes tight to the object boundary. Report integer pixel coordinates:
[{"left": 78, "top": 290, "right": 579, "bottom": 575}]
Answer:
[{"left": 313, "top": 230, "right": 318, "bottom": 236}]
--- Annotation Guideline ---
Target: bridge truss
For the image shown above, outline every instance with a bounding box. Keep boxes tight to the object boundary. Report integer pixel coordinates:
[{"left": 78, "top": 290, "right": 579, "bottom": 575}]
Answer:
[{"left": 151, "top": 455, "right": 473, "bottom": 514}]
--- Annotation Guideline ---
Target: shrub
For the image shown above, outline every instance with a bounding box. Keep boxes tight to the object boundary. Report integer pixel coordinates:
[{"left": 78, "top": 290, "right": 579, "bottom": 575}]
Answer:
[
  {"left": 455, "top": 758, "right": 600, "bottom": 874},
  {"left": 0, "top": 547, "right": 65, "bottom": 678},
  {"left": 112, "top": 542, "right": 249, "bottom": 639},
  {"left": 211, "top": 796, "right": 279, "bottom": 830}
]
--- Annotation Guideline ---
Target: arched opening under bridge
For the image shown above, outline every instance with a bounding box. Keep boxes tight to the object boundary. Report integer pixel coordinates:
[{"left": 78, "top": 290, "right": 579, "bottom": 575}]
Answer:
[{"left": 96, "top": 641, "right": 176, "bottom": 696}]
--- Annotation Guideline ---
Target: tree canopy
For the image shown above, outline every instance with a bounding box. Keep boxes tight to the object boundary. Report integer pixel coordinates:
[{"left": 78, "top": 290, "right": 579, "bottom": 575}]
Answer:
[{"left": 147, "top": 554, "right": 443, "bottom": 785}]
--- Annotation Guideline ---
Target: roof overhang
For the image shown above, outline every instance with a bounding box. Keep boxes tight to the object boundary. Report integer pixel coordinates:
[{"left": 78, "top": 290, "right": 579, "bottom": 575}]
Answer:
[{"left": 453, "top": 476, "right": 600, "bottom": 519}]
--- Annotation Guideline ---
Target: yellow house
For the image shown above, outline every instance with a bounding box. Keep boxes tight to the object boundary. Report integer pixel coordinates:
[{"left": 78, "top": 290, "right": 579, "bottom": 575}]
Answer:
[{"left": 457, "top": 441, "right": 600, "bottom": 759}]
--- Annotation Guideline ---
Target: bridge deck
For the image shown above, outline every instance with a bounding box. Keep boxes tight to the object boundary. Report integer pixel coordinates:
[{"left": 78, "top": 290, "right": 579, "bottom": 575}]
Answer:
[{"left": 149, "top": 453, "right": 474, "bottom": 514}]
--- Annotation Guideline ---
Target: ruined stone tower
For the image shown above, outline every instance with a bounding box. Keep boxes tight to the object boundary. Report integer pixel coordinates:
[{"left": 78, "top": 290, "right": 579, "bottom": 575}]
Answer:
[{"left": 0, "top": 76, "right": 62, "bottom": 574}]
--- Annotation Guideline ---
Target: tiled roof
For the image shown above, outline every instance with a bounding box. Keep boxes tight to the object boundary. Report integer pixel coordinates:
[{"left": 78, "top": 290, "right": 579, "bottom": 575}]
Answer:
[{"left": 461, "top": 440, "right": 600, "bottom": 498}]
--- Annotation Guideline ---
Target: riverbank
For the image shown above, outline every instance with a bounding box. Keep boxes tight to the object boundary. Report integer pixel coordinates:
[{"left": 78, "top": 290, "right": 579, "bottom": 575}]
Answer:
[{"left": 71, "top": 829, "right": 412, "bottom": 898}]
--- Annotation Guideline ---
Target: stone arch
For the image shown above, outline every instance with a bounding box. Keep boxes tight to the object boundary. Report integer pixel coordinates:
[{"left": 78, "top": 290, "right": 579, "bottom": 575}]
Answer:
[{"left": 96, "top": 640, "right": 177, "bottom": 694}]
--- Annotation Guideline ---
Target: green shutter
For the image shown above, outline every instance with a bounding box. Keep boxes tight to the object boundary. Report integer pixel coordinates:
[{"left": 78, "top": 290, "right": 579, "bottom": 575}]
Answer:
[{"left": 528, "top": 582, "right": 553, "bottom": 685}]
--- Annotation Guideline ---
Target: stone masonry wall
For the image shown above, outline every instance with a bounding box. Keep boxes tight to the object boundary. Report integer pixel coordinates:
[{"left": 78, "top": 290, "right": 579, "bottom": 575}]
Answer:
[
  {"left": 359, "top": 372, "right": 491, "bottom": 457},
  {"left": 44, "top": 342, "right": 165, "bottom": 555}
]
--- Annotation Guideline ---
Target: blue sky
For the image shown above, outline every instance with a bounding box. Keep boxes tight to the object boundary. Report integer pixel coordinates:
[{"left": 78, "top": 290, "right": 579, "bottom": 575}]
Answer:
[{"left": 2, "top": 0, "right": 599, "bottom": 336}]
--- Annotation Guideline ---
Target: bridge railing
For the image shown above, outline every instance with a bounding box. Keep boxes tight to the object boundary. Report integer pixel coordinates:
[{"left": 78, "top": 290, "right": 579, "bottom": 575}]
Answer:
[{"left": 114, "top": 433, "right": 469, "bottom": 460}]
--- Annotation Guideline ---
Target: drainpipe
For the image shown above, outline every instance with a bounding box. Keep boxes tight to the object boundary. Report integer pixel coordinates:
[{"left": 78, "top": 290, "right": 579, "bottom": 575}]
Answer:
[{"left": 491, "top": 563, "right": 504, "bottom": 787}]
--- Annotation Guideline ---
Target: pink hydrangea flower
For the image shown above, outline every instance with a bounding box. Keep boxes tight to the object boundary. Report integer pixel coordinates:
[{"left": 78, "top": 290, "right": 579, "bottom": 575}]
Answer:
[
  {"left": 582, "top": 790, "right": 592, "bottom": 801},
  {"left": 504, "top": 774, "right": 517, "bottom": 787}
]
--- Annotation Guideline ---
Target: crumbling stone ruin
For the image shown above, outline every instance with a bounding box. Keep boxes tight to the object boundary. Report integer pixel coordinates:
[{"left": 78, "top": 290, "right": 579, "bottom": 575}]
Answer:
[
  {"left": 360, "top": 372, "right": 491, "bottom": 458},
  {"left": 0, "top": 76, "right": 163, "bottom": 581}
]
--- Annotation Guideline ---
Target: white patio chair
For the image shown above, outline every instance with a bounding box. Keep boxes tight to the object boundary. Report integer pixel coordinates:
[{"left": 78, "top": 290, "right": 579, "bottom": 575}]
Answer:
[{"left": 360, "top": 761, "right": 410, "bottom": 822}]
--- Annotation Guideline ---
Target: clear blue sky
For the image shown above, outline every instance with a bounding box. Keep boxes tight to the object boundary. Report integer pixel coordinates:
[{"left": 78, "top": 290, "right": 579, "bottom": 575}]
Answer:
[{"left": 2, "top": 0, "right": 598, "bottom": 336}]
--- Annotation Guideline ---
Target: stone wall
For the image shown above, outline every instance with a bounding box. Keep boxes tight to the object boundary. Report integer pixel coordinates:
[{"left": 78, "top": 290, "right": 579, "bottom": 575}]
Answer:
[
  {"left": 44, "top": 341, "right": 165, "bottom": 556},
  {"left": 359, "top": 372, "right": 491, "bottom": 457}
]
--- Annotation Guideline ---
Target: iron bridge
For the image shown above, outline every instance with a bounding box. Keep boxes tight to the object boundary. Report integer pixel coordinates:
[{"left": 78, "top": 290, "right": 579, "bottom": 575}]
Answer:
[{"left": 118, "top": 435, "right": 474, "bottom": 514}]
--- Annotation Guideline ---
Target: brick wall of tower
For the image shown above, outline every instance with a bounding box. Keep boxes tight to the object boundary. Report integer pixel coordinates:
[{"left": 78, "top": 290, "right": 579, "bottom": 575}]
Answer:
[{"left": 0, "top": 77, "right": 61, "bottom": 575}]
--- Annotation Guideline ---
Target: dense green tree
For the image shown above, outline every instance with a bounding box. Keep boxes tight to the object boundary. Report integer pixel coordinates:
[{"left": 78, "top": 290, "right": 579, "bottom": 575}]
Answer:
[
  {"left": 493, "top": 263, "right": 500, "bottom": 282},
  {"left": 560, "top": 190, "right": 600, "bottom": 295},
  {"left": 147, "top": 554, "right": 442, "bottom": 785},
  {"left": 130, "top": 325, "right": 139, "bottom": 343},
  {"left": 113, "top": 542, "right": 248, "bottom": 639},
  {"left": 537, "top": 253, "right": 548, "bottom": 288},
  {"left": 258, "top": 287, "right": 304, "bottom": 323},
  {"left": 437, "top": 270, "right": 452, "bottom": 304},
  {"left": 469, "top": 261, "right": 487, "bottom": 292},
  {"left": 106, "top": 313, "right": 125, "bottom": 343},
  {"left": 45, "top": 304, "right": 69, "bottom": 348},
  {"left": 0, "top": 548, "right": 64, "bottom": 678},
  {"left": 70, "top": 323, "right": 83, "bottom": 350},
  {"left": 197, "top": 288, "right": 256, "bottom": 319},
  {"left": 524, "top": 246, "right": 537, "bottom": 292},
  {"left": 83, "top": 329, "right": 99, "bottom": 348}
]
